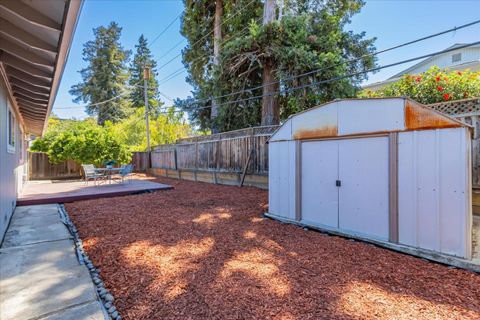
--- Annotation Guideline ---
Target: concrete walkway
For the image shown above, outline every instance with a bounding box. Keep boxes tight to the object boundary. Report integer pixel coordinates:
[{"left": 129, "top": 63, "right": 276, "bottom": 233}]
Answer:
[{"left": 0, "top": 204, "right": 105, "bottom": 320}]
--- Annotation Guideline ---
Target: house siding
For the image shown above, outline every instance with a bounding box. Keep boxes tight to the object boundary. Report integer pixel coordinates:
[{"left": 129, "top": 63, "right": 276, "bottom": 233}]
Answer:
[
  {"left": 0, "top": 78, "right": 27, "bottom": 242},
  {"left": 405, "top": 47, "right": 480, "bottom": 75},
  {"left": 363, "top": 46, "right": 480, "bottom": 91}
]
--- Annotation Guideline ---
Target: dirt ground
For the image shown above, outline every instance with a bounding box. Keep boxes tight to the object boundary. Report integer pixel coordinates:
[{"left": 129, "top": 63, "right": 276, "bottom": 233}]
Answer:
[{"left": 66, "top": 175, "right": 480, "bottom": 320}]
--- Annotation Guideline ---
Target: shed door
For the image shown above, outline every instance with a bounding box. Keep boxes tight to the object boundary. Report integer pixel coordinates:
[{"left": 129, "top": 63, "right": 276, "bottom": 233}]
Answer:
[
  {"left": 338, "top": 137, "right": 390, "bottom": 240},
  {"left": 300, "top": 137, "right": 389, "bottom": 241},
  {"left": 301, "top": 140, "right": 339, "bottom": 228}
]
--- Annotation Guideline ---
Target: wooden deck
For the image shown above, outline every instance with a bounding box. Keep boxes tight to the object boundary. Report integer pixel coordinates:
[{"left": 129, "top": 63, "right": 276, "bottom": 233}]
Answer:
[{"left": 17, "top": 179, "right": 173, "bottom": 206}]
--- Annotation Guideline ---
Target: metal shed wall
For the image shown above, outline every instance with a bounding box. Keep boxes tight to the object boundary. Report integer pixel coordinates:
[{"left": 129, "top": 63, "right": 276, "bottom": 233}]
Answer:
[
  {"left": 398, "top": 127, "right": 471, "bottom": 258},
  {"left": 268, "top": 141, "right": 297, "bottom": 220},
  {"left": 267, "top": 98, "right": 472, "bottom": 260}
]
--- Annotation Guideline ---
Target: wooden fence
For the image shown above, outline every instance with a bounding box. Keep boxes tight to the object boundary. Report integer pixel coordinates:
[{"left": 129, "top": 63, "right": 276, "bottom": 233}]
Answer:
[
  {"left": 131, "top": 152, "right": 150, "bottom": 172},
  {"left": 28, "top": 152, "right": 82, "bottom": 180},
  {"left": 151, "top": 126, "right": 278, "bottom": 174},
  {"left": 132, "top": 126, "right": 279, "bottom": 188}
]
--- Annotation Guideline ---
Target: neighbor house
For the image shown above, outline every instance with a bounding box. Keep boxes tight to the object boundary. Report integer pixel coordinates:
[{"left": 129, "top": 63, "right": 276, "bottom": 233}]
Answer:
[
  {"left": 364, "top": 43, "right": 480, "bottom": 91},
  {"left": 0, "top": 0, "right": 83, "bottom": 240}
]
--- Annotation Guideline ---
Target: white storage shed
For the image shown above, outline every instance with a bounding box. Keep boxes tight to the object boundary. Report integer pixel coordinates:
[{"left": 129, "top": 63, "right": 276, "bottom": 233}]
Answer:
[{"left": 268, "top": 97, "right": 473, "bottom": 260}]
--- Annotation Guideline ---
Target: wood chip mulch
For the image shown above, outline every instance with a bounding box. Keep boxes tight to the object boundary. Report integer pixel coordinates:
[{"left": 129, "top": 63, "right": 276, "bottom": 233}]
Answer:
[{"left": 66, "top": 175, "right": 480, "bottom": 320}]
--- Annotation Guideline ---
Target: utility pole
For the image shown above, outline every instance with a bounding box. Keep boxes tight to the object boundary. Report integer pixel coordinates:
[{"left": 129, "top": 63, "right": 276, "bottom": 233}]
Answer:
[{"left": 143, "top": 66, "right": 151, "bottom": 154}]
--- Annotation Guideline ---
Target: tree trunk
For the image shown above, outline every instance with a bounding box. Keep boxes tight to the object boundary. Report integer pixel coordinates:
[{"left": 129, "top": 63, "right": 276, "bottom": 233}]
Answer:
[
  {"left": 211, "top": 0, "right": 223, "bottom": 132},
  {"left": 263, "top": 0, "right": 276, "bottom": 23},
  {"left": 278, "top": 0, "right": 283, "bottom": 20},
  {"left": 261, "top": 59, "right": 279, "bottom": 125},
  {"left": 213, "top": 0, "right": 223, "bottom": 66},
  {"left": 261, "top": 0, "right": 279, "bottom": 126}
]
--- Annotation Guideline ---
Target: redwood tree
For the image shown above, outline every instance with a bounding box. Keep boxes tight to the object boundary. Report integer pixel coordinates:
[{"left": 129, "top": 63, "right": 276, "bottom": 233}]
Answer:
[{"left": 70, "top": 22, "right": 131, "bottom": 125}]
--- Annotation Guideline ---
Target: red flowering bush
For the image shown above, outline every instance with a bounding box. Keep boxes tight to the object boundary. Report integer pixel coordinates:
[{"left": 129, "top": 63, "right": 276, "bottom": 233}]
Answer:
[{"left": 359, "top": 66, "right": 480, "bottom": 104}]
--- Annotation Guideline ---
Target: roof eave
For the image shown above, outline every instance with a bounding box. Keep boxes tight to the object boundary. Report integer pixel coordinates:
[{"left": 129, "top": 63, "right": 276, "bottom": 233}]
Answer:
[{"left": 41, "top": 0, "right": 83, "bottom": 136}]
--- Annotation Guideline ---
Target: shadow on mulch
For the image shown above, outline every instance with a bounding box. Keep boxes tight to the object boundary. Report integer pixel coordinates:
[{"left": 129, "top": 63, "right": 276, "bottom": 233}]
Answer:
[{"left": 66, "top": 174, "right": 480, "bottom": 320}]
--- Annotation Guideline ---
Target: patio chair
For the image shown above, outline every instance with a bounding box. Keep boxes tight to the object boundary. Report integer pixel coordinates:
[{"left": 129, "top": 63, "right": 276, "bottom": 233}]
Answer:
[
  {"left": 81, "top": 164, "right": 105, "bottom": 186},
  {"left": 103, "top": 160, "right": 116, "bottom": 169},
  {"left": 113, "top": 164, "right": 134, "bottom": 184}
]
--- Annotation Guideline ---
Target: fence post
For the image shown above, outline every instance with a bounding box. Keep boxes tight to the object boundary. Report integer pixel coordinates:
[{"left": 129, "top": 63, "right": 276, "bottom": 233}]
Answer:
[
  {"left": 194, "top": 137, "right": 198, "bottom": 181},
  {"left": 214, "top": 133, "right": 221, "bottom": 184},
  {"left": 173, "top": 146, "right": 178, "bottom": 171},
  {"left": 249, "top": 127, "right": 255, "bottom": 174},
  {"left": 148, "top": 151, "right": 151, "bottom": 172},
  {"left": 472, "top": 115, "right": 479, "bottom": 186}
]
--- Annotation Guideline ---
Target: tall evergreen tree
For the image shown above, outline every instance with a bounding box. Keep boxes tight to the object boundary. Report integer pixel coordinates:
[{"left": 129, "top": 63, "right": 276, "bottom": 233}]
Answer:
[
  {"left": 70, "top": 22, "right": 131, "bottom": 125},
  {"left": 177, "top": 0, "right": 377, "bottom": 132},
  {"left": 179, "top": 0, "right": 263, "bottom": 131},
  {"left": 129, "top": 34, "right": 161, "bottom": 114}
]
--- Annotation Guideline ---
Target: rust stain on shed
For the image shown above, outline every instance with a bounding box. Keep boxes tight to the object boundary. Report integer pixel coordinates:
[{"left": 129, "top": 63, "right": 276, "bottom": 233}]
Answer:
[
  {"left": 293, "top": 126, "right": 338, "bottom": 140},
  {"left": 405, "top": 100, "right": 462, "bottom": 130}
]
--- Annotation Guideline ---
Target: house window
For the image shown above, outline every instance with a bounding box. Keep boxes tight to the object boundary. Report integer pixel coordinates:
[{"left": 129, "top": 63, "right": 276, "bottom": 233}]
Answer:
[
  {"left": 452, "top": 53, "right": 462, "bottom": 63},
  {"left": 7, "top": 105, "right": 15, "bottom": 153}
]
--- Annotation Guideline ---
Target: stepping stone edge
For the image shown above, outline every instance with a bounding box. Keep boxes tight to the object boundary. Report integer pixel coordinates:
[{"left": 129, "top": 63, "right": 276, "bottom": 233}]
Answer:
[{"left": 58, "top": 204, "right": 122, "bottom": 320}]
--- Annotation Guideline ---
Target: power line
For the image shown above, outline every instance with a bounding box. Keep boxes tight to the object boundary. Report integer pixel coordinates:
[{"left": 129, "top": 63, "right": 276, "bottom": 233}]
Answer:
[
  {"left": 157, "top": 17, "right": 263, "bottom": 85},
  {"left": 56, "top": 40, "right": 480, "bottom": 111},
  {"left": 158, "top": 91, "right": 174, "bottom": 102},
  {"left": 153, "top": 40, "right": 480, "bottom": 114},
  {"left": 158, "top": 67, "right": 186, "bottom": 85},
  {"left": 56, "top": 19, "right": 480, "bottom": 111},
  {"left": 67, "top": 13, "right": 184, "bottom": 113},
  {"left": 180, "top": 18, "right": 480, "bottom": 105},
  {"left": 157, "top": 0, "right": 258, "bottom": 71},
  {"left": 156, "top": 39, "right": 185, "bottom": 61},
  {"left": 55, "top": 88, "right": 133, "bottom": 110},
  {"left": 149, "top": 12, "right": 182, "bottom": 47}
]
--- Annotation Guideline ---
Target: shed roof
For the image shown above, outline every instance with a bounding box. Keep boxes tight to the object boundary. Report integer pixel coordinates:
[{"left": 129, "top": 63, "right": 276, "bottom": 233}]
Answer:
[{"left": 269, "top": 97, "right": 469, "bottom": 142}]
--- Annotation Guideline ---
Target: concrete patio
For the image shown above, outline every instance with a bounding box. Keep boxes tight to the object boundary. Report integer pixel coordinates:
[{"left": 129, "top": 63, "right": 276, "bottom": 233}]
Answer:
[
  {"left": 0, "top": 204, "right": 106, "bottom": 320},
  {"left": 17, "top": 178, "right": 172, "bottom": 206}
]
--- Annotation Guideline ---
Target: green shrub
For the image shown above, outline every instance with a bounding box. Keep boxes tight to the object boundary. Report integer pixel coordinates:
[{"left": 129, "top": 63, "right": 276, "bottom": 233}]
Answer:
[
  {"left": 359, "top": 66, "right": 480, "bottom": 104},
  {"left": 30, "top": 118, "right": 131, "bottom": 165}
]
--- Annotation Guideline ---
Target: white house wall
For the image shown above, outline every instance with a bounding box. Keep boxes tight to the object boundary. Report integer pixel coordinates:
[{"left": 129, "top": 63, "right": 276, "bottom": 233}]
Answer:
[
  {"left": 404, "top": 47, "right": 480, "bottom": 75},
  {"left": 268, "top": 141, "right": 296, "bottom": 220},
  {"left": 398, "top": 128, "right": 471, "bottom": 259},
  {"left": 0, "top": 78, "right": 25, "bottom": 241}
]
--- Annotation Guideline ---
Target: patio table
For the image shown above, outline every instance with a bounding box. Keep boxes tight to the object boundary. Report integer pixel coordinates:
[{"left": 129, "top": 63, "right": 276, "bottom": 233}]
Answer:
[{"left": 95, "top": 167, "right": 123, "bottom": 184}]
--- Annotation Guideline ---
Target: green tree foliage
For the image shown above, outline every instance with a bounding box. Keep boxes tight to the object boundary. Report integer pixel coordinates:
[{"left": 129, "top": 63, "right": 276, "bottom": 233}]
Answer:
[
  {"left": 70, "top": 22, "right": 131, "bottom": 125},
  {"left": 178, "top": 0, "right": 263, "bottom": 130},
  {"left": 31, "top": 109, "right": 193, "bottom": 162},
  {"left": 129, "top": 35, "right": 163, "bottom": 114},
  {"left": 177, "top": 0, "right": 376, "bottom": 131},
  {"left": 359, "top": 66, "right": 480, "bottom": 104},
  {"left": 30, "top": 118, "right": 131, "bottom": 165},
  {"left": 108, "top": 107, "right": 193, "bottom": 152}
]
